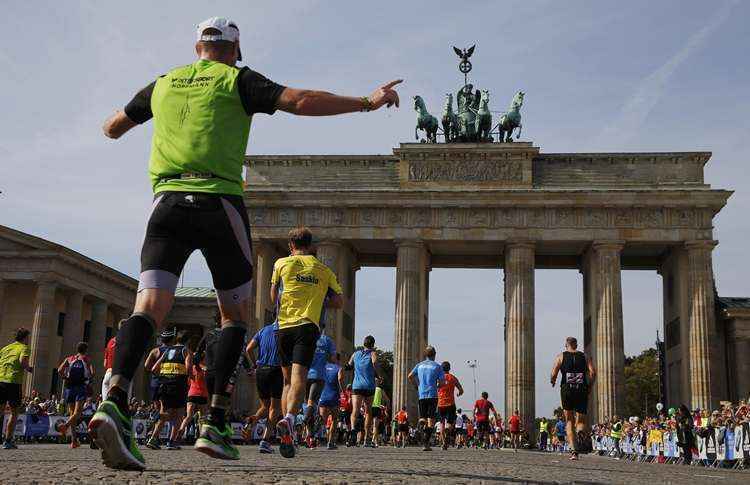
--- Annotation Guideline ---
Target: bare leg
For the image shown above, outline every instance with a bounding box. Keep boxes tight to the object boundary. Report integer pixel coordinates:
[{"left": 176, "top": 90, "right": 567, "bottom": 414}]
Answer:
[
  {"left": 284, "top": 364, "right": 308, "bottom": 417},
  {"left": 4, "top": 407, "right": 18, "bottom": 442},
  {"left": 178, "top": 402, "right": 195, "bottom": 437}
]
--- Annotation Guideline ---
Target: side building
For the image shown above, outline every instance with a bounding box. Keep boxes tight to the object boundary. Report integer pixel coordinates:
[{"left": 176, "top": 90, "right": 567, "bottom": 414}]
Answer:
[{"left": 0, "top": 225, "right": 256, "bottom": 414}]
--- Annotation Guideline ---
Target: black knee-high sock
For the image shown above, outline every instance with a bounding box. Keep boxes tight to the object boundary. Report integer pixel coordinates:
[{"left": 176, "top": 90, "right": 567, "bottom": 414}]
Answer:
[
  {"left": 109, "top": 313, "right": 154, "bottom": 408},
  {"left": 424, "top": 426, "right": 433, "bottom": 446},
  {"left": 208, "top": 322, "right": 247, "bottom": 426}
]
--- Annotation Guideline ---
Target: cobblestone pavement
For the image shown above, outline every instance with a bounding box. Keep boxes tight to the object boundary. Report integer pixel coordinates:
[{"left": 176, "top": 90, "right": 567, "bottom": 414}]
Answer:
[{"left": 0, "top": 444, "right": 747, "bottom": 484}]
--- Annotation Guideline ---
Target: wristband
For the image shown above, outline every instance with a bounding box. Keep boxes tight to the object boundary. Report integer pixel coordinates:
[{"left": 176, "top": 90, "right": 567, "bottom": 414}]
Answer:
[{"left": 360, "top": 96, "right": 372, "bottom": 112}]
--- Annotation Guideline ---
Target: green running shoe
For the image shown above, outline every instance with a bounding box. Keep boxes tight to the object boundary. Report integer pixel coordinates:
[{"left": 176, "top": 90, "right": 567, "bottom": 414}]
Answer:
[
  {"left": 88, "top": 400, "right": 145, "bottom": 471},
  {"left": 194, "top": 423, "right": 240, "bottom": 460}
]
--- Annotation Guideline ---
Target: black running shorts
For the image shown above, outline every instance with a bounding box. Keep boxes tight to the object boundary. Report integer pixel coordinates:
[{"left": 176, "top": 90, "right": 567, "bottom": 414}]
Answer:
[
  {"left": 256, "top": 365, "right": 283, "bottom": 400},
  {"left": 438, "top": 404, "right": 457, "bottom": 424},
  {"left": 561, "top": 384, "right": 588, "bottom": 415},
  {"left": 187, "top": 395, "right": 208, "bottom": 405},
  {"left": 276, "top": 322, "right": 320, "bottom": 368},
  {"left": 476, "top": 421, "right": 491, "bottom": 433},
  {"left": 418, "top": 398, "right": 438, "bottom": 420},
  {"left": 306, "top": 379, "right": 324, "bottom": 403},
  {"left": 139, "top": 192, "right": 253, "bottom": 306},
  {"left": 352, "top": 388, "right": 375, "bottom": 397},
  {"left": 158, "top": 380, "right": 188, "bottom": 410}
]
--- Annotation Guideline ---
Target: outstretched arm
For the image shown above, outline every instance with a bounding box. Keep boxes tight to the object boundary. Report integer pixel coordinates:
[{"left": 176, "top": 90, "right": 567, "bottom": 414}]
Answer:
[
  {"left": 103, "top": 81, "right": 155, "bottom": 139},
  {"left": 103, "top": 111, "right": 138, "bottom": 139},
  {"left": 276, "top": 80, "right": 402, "bottom": 116}
]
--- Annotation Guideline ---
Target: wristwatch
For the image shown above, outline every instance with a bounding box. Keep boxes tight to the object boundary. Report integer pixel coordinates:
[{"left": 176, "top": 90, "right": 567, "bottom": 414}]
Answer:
[{"left": 361, "top": 96, "right": 372, "bottom": 112}]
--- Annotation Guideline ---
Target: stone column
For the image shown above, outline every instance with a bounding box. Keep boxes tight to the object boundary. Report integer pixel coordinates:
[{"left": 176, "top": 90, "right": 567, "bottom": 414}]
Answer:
[
  {"left": 504, "top": 241, "right": 535, "bottom": 435},
  {"left": 685, "top": 240, "right": 717, "bottom": 410},
  {"left": 316, "top": 241, "right": 346, "bottom": 346},
  {"left": 27, "top": 280, "right": 58, "bottom": 397},
  {"left": 393, "top": 241, "right": 429, "bottom": 420},
  {"left": 254, "top": 242, "right": 278, "bottom": 326},
  {"left": 61, "top": 290, "right": 84, "bottom": 357},
  {"left": 591, "top": 241, "right": 625, "bottom": 421},
  {"left": 89, "top": 300, "right": 109, "bottom": 394}
]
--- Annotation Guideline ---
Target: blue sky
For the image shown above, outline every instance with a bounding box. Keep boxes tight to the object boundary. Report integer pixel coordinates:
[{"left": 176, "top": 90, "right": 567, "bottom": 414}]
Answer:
[{"left": 2, "top": 0, "right": 749, "bottom": 415}]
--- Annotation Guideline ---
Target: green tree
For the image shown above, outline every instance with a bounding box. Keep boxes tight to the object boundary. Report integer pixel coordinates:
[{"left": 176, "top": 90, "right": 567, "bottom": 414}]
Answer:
[{"left": 622, "top": 347, "right": 660, "bottom": 418}]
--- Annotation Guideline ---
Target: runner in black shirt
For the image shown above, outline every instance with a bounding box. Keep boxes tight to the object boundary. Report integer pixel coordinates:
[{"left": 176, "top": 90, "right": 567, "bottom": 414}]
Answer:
[{"left": 550, "top": 336, "right": 596, "bottom": 460}]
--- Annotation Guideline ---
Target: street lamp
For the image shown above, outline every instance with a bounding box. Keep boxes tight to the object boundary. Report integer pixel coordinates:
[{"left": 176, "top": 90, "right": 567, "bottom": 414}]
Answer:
[{"left": 466, "top": 359, "right": 478, "bottom": 402}]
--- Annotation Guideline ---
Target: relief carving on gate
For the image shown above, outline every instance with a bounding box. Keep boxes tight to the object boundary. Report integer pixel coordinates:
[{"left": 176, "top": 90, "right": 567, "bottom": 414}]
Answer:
[
  {"left": 407, "top": 160, "right": 523, "bottom": 183},
  {"left": 247, "top": 206, "right": 705, "bottom": 230}
]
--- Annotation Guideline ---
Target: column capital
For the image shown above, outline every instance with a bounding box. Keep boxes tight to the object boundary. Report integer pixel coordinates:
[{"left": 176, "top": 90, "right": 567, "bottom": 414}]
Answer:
[
  {"left": 591, "top": 240, "right": 625, "bottom": 252},
  {"left": 36, "top": 279, "right": 58, "bottom": 290},
  {"left": 395, "top": 239, "right": 426, "bottom": 250},
  {"left": 316, "top": 239, "right": 346, "bottom": 249},
  {"left": 504, "top": 240, "right": 536, "bottom": 250},
  {"left": 66, "top": 288, "right": 84, "bottom": 299},
  {"left": 684, "top": 240, "right": 718, "bottom": 252}
]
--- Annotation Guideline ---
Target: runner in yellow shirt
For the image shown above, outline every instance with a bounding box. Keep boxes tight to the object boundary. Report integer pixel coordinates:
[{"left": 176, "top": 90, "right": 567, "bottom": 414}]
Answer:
[
  {"left": 0, "top": 328, "right": 33, "bottom": 449},
  {"left": 271, "top": 227, "right": 343, "bottom": 458}
]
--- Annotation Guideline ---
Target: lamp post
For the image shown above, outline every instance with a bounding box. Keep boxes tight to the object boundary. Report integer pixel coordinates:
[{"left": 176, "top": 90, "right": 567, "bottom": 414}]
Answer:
[{"left": 466, "top": 359, "right": 478, "bottom": 402}]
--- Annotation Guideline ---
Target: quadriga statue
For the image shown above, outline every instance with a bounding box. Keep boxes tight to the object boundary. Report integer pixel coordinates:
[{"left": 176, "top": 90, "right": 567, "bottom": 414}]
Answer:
[
  {"left": 413, "top": 95, "right": 438, "bottom": 143},
  {"left": 498, "top": 91, "right": 524, "bottom": 142}
]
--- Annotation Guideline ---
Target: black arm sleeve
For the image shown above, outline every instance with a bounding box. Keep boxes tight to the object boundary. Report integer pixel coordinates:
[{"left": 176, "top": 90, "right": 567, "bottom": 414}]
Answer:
[
  {"left": 124, "top": 81, "right": 156, "bottom": 124},
  {"left": 237, "top": 67, "right": 286, "bottom": 116}
]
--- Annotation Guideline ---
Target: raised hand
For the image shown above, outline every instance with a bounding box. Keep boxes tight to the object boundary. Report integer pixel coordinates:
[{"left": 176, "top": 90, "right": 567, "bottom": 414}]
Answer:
[{"left": 368, "top": 79, "right": 403, "bottom": 110}]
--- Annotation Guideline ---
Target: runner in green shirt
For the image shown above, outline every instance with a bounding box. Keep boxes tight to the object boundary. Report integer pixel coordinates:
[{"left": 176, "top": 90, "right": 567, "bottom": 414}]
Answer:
[
  {"left": 371, "top": 378, "right": 390, "bottom": 447},
  {"left": 90, "top": 16, "right": 402, "bottom": 471},
  {"left": 0, "top": 328, "right": 33, "bottom": 449}
]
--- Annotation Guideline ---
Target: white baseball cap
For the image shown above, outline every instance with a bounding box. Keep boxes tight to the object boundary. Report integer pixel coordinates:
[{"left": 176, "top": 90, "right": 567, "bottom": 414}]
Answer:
[{"left": 196, "top": 17, "right": 242, "bottom": 61}]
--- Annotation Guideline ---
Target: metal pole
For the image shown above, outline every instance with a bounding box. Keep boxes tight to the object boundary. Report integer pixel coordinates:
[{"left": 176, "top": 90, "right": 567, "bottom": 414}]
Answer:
[{"left": 467, "top": 359, "right": 478, "bottom": 402}]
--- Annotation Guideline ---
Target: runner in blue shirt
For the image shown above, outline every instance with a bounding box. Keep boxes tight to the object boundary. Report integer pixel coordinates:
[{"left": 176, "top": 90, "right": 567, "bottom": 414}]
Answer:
[
  {"left": 246, "top": 321, "right": 282, "bottom": 454},
  {"left": 345, "top": 335, "right": 378, "bottom": 447},
  {"left": 318, "top": 353, "right": 344, "bottom": 449},
  {"left": 408, "top": 345, "right": 445, "bottom": 451},
  {"left": 303, "top": 323, "right": 336, "bottom": 447}
]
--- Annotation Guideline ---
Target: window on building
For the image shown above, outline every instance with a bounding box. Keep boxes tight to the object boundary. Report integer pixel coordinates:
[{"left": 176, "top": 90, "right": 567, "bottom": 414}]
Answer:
[
  {"left": 57, "top": 312, "right": 66, "bottom": 337},
  {"left": 666, "top": 317, "right": 680, "bottom": 349},
  {"left": 105, "top": 326, "right": 114, "bottom": 345},
  {"left": 83, "top": 320, "right": 92, "bottom": 343}
]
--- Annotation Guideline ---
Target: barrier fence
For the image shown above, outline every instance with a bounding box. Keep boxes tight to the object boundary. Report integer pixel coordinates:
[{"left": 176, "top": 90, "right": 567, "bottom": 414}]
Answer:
[
  {"left": 2, "top": 414, "right": 247, "bottom": 442},
  {"left": 591, "top": 423, "right": 750, "bottom": 470}
]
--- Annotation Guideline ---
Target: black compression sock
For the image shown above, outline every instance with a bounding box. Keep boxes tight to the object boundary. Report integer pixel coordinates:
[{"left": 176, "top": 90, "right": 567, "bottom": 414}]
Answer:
[
  {"left": 111, "top": 313, "right": 155, "bottom": 383},
  {"left": 209, "top": 407, "right": 226, "bottom": 427},
  {"left": 106, "top": 386, "right": 129, "bottom": 414},
  {"left": 211, "top": 322, "right": 247, "bottom": 397}
]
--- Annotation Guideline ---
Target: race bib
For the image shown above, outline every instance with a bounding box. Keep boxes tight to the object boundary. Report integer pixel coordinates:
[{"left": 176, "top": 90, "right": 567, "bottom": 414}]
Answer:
[{"left": 565, "top": 372, "right": 584, "bottom": 384}]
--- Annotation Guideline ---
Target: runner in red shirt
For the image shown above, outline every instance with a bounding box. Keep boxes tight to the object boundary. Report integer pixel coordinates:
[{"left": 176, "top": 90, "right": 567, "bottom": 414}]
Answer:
[
  {"left": 339, "top": 384, "right": 353, "bottom": 438},
  {"left": 508, "top": 409, "right": 522, "bottom": 452},
  {"left": 436, "top": 361, "right": 463, "bottom": 450},
  {"left": 178, "top": 338, "right": 208, "bottom": 440},
  {"left": 395, "top": 407, "right": 409, "bottom": 448},
  {"left": 473, "top": 391, "right": 498, "bottom": 449},
  {"left": 102, "top": 320, "right": 128, "bottom": 399}
]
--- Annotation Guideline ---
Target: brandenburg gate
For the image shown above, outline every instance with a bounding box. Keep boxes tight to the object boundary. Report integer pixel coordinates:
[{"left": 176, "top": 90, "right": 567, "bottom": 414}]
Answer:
[{"left": 244, "top": 142, "right": 731, "bottom": 431}]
